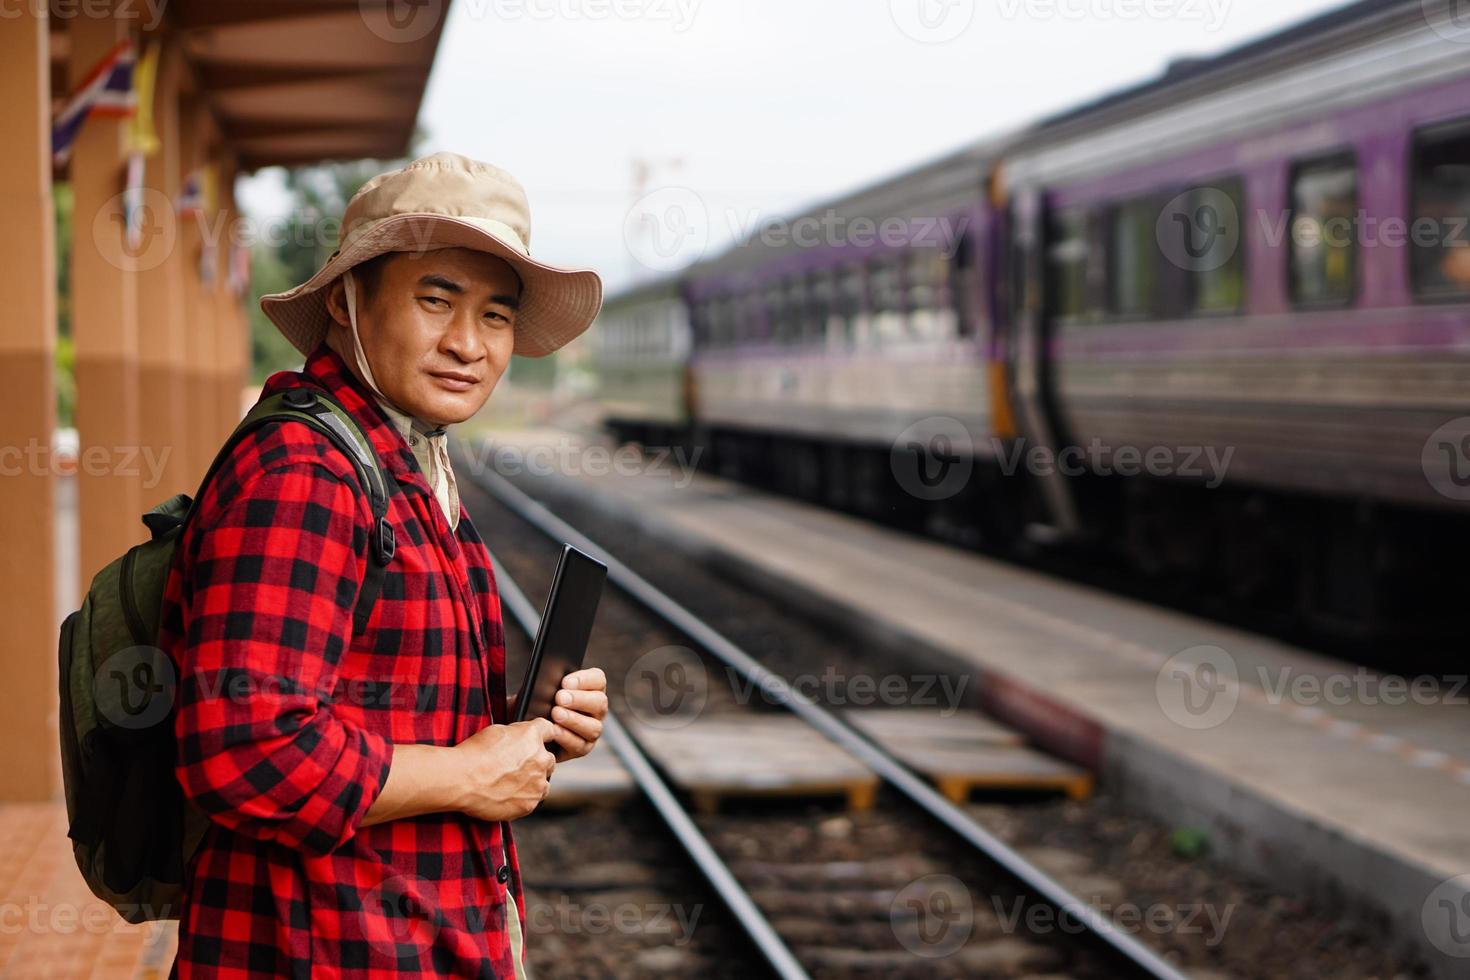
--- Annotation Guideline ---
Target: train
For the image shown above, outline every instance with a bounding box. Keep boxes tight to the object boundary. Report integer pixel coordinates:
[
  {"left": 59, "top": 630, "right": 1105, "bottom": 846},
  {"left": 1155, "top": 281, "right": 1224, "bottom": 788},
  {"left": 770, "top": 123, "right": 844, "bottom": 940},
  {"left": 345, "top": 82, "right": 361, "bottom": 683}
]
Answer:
[{"left": 588, "top": 0, "right": 1470, "bottom": 640}]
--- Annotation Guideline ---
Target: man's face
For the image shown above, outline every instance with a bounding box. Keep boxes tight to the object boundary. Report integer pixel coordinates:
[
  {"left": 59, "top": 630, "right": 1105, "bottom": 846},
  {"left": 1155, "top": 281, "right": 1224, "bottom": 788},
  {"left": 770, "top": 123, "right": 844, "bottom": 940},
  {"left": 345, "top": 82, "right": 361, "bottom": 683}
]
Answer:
[{"left": 324, "top": 247, "right": 521, "bottom": 426}]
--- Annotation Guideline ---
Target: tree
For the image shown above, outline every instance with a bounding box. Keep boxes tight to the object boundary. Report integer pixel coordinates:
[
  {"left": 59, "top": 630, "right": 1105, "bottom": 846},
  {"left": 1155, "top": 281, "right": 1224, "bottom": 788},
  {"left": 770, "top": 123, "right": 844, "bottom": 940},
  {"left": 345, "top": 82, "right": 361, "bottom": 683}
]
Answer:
[{"left": 247, "top": 157, "right": 406, "bottom": 382}]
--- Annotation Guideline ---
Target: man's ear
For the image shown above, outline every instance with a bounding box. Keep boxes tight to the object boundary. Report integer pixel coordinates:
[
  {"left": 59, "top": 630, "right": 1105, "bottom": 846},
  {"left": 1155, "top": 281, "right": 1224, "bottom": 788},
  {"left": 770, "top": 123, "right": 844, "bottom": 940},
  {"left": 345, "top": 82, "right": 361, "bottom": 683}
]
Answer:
[{"left": 324, "top": 278, "right": 350, "bottom": 328}]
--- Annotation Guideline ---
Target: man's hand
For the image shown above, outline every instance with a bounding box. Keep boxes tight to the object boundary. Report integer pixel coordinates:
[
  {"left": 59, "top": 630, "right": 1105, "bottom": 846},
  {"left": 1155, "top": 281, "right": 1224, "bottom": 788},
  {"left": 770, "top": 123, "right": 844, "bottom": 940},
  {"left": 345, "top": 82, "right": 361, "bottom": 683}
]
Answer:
[
  {"left": 549, "top": 667, "right": 608, "bottom": 760},
  {"left": 452, "top": 718, "right": 558, "bottom": 821}
]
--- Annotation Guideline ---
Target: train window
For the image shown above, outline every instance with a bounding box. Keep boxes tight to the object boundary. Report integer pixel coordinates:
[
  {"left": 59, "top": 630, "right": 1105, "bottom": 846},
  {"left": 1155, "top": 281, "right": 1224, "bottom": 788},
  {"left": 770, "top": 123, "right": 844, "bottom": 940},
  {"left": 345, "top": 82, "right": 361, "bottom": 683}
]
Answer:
[
  {"left": 688, "top": 301, "right": 707, "bottom": 348},
  {"left": 1047, "top": 208, "right": 1092, "bottom": 321},
  {"left": 905, "top": 247, "right": 958, "bottom": 341},
  {"left": 716, "top": 296, "right": 738, "bottom": 348},
  {"left": 711, "top": 295, "right": 732, "bottom": 348},
  {"left": 657, "top": 309, "right": 670, "bottom": 355},
  {"left": 702, "top": 299, "right": 719, "bottom": 349},
  {"left": 1289, "top": 154, "right": 1358, "bottom": 307},
  {"left": 836, "top": 264, "right": 864, "bottom": 347},
  {"left": 802, "top": 271, "right": 829, "bottom": 346},
  {"left": 1008, "top": 233, "right": 1028, "bottom": 321},
  {"left": 760, "top": 283, "right": 784, "bottom": 344},
  {"left": 783, "top": 276, "right": 811, "bottom": 346},
  {"left": 701, "top": 300, "right": 719, "bottom": 349},
  {"left": 1108, "top": 198, "right": 1160, "bottom": 318},
  {"left": 1411, "top": 120, "right": 1470, "bottom": 299},
  {"left": 868, "top": 253, "right": 906, "bottom": 345},
  {"left": 734, "top": 291, "right": 760, "bottom": 345},
  {"left": 949, "top": 234, "right": 979, "bottom": 337},
  {"left": 1186, "top": 179, "right": 1246, "bottom": 314}
]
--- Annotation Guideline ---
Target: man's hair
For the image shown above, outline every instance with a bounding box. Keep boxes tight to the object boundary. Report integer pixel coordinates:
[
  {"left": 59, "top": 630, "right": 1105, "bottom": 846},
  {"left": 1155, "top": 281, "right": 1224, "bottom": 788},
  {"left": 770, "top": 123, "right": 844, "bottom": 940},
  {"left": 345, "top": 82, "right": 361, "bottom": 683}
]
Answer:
[{"left": 350, "top": 252, "right": 393, "bottom": 302}]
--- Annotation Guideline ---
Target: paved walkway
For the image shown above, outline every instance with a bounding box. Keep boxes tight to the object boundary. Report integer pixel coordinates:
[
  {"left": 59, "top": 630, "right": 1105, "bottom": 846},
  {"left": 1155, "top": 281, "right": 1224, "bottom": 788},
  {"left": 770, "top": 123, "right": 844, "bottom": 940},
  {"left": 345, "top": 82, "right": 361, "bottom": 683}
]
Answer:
[
  {"left": 0, "top": 475, "right": 174, "bottom": 978},
  {"left": 0, "top": 804, "right": 176, "bottom": 978}
]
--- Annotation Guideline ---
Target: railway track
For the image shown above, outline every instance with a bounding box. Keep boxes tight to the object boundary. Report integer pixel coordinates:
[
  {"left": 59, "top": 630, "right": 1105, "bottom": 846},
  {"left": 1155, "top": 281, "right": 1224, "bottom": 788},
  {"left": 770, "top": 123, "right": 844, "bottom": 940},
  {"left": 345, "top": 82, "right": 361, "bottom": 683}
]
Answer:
[{"left": 466, "top": 464, "right": 1193, "bottom": 980}]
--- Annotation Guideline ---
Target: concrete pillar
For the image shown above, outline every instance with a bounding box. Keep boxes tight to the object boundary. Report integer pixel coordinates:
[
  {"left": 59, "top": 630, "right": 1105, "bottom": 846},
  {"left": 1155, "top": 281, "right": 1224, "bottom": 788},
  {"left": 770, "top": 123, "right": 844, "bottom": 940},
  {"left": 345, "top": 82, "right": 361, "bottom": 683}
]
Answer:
[
  {"left": 212, "top": 156, "right": 244, "bottom": 441},
  {"left": 228, "top": 167, "right": 249, "bottom": 427},
  {"left": 234, "top": 296, "right": 252, "bottom": 419},
  {"left": 0, "top": 4, "right": 60, "bottom": 801},
  {"left": 178, "top": 95, "right": 216, "bottom": 485},
  {"left": 135, "top": 43, "right": 188, "bottom": 498},
  {"left": 71, "top": 11, "right": 143, "bottom": 594}
]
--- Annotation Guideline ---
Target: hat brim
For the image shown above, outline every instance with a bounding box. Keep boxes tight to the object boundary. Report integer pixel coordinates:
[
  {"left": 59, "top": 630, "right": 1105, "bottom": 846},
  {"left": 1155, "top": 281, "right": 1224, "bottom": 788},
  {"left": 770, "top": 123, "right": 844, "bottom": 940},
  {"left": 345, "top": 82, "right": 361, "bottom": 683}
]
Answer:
[{"left": 260, "top": 213, "right": 603, "bottom": 359}]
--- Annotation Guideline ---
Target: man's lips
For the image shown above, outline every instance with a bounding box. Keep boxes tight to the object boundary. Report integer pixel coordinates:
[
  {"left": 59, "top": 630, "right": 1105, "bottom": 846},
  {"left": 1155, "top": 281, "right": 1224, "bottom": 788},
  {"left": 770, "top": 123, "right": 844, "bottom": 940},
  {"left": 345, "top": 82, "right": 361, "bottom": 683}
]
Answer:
[{"left": 429, "top": 371, "right": 479, "bottom": 390}]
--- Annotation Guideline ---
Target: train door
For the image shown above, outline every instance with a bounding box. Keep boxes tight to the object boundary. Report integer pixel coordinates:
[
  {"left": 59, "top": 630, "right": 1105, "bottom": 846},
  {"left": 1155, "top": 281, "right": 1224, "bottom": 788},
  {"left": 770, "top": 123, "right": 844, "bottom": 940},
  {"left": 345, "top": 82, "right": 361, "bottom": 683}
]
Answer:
[{"left": 1007, "top": 186, "right": 1082, "bottom": 542}]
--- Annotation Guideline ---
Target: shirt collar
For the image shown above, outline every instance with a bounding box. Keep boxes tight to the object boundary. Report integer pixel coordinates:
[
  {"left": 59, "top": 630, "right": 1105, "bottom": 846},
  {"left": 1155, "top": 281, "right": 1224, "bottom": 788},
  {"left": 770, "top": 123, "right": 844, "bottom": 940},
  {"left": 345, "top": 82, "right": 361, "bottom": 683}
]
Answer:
[
  {"left": 377, "top": 391, "right": 460, "bottom": 532},
  {"left": 374, "top": 395, "right": 447, "bottom": 446},
  {"left": 260, "top": 340, "right": 436, "bottom": 502}
]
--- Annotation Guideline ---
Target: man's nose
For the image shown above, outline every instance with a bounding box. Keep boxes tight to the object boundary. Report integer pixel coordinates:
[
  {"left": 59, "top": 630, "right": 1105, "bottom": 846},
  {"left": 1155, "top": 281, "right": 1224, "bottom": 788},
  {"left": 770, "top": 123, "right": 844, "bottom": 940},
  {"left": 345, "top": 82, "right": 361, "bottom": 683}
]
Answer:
[{"left": 442, "top": 311, "right": 488, "bottom": 361}]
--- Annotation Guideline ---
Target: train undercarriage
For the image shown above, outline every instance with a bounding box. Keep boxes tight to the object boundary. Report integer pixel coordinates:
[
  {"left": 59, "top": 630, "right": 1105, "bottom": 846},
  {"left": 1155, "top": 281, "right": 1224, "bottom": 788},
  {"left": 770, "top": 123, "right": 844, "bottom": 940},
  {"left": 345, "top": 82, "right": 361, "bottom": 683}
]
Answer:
[{"left": 604, "top": 418, "right": 1466, "bottom": 668}]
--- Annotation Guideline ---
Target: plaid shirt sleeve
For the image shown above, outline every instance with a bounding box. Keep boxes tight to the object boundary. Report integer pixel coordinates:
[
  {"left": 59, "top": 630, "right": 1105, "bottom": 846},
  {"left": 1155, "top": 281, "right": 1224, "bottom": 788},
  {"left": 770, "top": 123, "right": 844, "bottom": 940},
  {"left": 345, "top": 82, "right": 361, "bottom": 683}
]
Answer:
[{"left": 173, "top": 455, "right": 394, "bottom": 857}]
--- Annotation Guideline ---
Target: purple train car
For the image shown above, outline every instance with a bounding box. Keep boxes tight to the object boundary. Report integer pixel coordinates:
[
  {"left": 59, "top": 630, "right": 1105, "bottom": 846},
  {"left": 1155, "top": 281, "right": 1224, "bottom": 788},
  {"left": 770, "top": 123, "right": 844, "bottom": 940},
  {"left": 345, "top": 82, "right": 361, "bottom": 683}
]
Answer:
[
  {"left": 684, "top": 140, "right": 1009, "bottom": 530},
  {"left": 592, "top": 0, "right": 1470, "bottom": 636},
  {"left": 1003, "top": 0, "right": 1470, "bottom": 631}
]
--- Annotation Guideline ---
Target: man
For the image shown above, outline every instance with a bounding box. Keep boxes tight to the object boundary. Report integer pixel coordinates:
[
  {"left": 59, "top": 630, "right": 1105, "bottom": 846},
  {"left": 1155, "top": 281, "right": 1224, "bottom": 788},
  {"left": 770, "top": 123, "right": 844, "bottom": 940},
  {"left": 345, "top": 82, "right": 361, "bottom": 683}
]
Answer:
[{"left": 157, "top": 152, "right": 607, "bottom": 978}]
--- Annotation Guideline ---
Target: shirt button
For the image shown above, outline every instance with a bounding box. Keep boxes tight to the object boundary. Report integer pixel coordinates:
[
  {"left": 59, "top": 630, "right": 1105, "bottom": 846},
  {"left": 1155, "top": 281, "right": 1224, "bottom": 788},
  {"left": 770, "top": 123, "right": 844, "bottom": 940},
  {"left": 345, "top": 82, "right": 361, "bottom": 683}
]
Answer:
[{"left": 496, "top": 865, "right": 511, "bottom": 884}]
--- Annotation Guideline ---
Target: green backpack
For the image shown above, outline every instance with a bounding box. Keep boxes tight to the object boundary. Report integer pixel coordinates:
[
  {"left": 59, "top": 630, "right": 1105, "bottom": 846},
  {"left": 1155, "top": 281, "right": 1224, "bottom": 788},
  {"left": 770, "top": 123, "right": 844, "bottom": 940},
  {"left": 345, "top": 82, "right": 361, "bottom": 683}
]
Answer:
[{"left": 58, "top": 385, "right": 400, "bottom": 923}]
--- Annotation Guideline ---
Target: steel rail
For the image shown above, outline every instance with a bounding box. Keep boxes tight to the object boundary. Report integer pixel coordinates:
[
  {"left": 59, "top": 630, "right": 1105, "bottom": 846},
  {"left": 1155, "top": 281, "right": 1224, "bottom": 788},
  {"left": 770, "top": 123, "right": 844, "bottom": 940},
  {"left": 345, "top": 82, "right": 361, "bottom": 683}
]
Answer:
[
  {"left": 490, "top": 551, "right": 812, "bottom": 980},
  {"left": 468, "top": 463, "right": 1193, "bottom": 980}
]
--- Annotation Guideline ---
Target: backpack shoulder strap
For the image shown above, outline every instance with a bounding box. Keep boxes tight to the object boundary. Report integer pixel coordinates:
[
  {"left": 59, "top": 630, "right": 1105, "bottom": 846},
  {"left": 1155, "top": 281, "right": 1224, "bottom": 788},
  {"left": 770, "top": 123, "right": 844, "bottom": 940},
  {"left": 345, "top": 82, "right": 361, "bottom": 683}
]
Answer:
[{"left": 180, "top": 385, "right": 400, "bottom": 637}]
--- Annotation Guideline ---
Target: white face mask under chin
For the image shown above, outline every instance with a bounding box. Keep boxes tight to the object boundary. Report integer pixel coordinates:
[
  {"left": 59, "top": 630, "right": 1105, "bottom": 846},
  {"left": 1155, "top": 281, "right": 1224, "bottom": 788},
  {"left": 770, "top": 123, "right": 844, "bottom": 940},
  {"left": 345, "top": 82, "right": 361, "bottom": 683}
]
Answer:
[
  {"left": 343, "top": 269, "right": 408, "bottom": 416},
  {"left": 341, "top": 269, "right": 461, "bottom": 530}
]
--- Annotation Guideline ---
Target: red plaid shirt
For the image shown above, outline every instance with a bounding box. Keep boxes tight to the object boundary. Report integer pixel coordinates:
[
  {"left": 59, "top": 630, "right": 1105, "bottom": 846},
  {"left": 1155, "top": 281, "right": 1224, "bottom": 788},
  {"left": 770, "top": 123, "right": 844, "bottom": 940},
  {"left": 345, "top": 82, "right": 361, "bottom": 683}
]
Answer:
[{"left": 159, "top": 341, "right": 524, "bottom": 978}]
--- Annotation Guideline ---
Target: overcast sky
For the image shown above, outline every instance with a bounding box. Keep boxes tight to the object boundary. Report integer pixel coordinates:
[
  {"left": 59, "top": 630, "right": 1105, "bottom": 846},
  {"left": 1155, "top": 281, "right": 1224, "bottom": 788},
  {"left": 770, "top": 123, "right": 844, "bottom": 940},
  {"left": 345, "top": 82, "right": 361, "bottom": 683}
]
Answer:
[{"left": 242, "top": 0, "right": 1351, "bottom": 295}]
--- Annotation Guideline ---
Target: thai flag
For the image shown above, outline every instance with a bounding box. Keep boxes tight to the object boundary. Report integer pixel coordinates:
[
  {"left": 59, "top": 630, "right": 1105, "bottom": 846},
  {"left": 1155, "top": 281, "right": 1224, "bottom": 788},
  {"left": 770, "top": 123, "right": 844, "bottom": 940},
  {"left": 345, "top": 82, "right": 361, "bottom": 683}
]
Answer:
[
  {"left": 52, "top": 38, "right": 137, "bottom": 169},
  {"left": 228, "top": 240, "right": 253, "bottom": 297},
  {"left": 177, "top": 168, "right": 205, "bottom": 218}
]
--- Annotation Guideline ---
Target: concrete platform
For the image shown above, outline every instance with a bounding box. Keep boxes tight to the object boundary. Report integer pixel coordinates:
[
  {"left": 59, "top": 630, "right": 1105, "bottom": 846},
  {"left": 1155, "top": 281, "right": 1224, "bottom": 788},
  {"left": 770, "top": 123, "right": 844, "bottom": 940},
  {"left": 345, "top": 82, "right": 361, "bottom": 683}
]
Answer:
[{"left": 468, "top": 428, "right": 1470, "bottom": 979}]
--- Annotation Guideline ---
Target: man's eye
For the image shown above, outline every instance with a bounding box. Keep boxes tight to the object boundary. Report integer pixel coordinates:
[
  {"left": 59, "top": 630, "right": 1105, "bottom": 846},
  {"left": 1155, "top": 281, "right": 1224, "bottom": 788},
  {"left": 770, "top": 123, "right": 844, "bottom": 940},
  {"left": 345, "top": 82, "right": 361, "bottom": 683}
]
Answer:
[
  {"left": 420, "top": 295, "right": 450, "bottom": 308},
  {"left": 485, "top": 310, "right": 511, "bottom": 323}
]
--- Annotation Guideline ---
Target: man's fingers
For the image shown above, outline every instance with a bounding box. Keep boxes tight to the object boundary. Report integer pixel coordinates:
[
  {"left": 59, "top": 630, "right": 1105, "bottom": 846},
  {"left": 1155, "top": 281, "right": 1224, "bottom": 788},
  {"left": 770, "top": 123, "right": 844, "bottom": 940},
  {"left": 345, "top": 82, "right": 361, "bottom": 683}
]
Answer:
[
  {"left": 552, "top": 706, "right": 603, "bottom": 742},
  {"left": 553, "top": 689, "right": 608, "bottom": 716},
  {"left": 550, "top": 724, "right": 592, "bottom": 758},
  {"left": 561, "top": 667, "right": 606, "bottom": 692},
  {"left": 526, "top": 717, "right": 557, "bottom": 742}
]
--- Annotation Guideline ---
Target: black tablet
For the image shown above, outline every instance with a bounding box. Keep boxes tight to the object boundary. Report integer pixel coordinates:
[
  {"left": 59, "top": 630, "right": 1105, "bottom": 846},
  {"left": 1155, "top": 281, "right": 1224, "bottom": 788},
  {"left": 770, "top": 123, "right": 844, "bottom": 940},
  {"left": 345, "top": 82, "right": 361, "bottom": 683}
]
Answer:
[{"left": 512, "top": 544, "right": 608, "bottom": 725}]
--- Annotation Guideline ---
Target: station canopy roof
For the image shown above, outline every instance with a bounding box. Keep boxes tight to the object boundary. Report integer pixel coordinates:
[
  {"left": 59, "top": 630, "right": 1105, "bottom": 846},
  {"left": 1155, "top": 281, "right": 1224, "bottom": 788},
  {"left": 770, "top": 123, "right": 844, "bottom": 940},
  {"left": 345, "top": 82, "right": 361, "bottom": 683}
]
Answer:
[{"left": 50, "top": 0, "right": 448, "bottom": 172}]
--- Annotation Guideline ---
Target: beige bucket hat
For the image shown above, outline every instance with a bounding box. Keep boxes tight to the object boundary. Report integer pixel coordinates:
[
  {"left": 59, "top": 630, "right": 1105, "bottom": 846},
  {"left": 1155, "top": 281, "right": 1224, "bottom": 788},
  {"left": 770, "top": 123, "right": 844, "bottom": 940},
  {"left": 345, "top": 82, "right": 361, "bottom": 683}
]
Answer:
[{"left": 261, "top": 152, "right": 603, "bottom": 358}]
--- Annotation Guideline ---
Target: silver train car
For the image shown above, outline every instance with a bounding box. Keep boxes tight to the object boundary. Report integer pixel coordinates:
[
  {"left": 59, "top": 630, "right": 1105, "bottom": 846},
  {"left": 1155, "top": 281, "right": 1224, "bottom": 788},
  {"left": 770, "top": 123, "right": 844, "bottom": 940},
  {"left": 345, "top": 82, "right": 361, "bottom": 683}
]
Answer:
[{"left": 592, "top": 278, "right": 692, "bottom": 441}]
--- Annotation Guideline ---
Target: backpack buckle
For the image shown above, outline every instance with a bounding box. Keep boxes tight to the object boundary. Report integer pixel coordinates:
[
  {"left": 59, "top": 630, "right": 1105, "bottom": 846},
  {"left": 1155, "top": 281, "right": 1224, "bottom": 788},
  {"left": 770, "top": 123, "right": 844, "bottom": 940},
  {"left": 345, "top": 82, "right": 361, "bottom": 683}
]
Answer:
[
  {"left": 282, "top": 388, "right": 315, "bottom": 409},
  {"left": 374, "top": 517, "right": 396, "bottom": 564}
]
